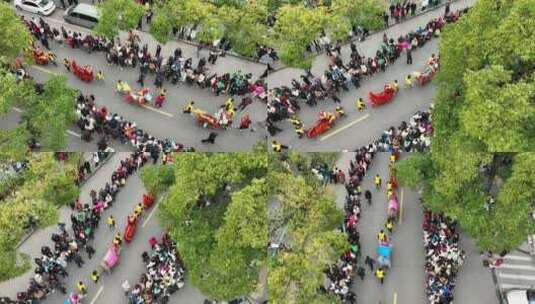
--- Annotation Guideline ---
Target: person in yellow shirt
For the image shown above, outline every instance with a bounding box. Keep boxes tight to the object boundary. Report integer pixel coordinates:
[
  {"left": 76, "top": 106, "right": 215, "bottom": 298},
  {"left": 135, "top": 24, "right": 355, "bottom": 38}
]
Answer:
[
  {"left": 183, "top": 101, "right": 195, "bottom": 114},
  {"left": 374, "top": 174, "right": 382, "bottom": 190},
  {"left": 77, "top": 281, "right": 87, "bottom": 294},
  {"left": 113, "top": 232, "right": 122, "bottom": 246},
  {"left": 295, "top": 126, "right": 305, "bottom": 138},
  {"left": 95, "top": 70, "right": 104, "bottom": 81},
  {"left": 375, "top": 268, "right": 385, "bottom": 284},
  {"left": 385, "top": 219, "right": 394, "bottom": 233},
  {"left": 356, "top": 98, "right": 366, "bottom": 111},
  {"left": 272, "top": 140, "right": 289, "bottom": 152},
  {"left": 390, "top": 154, "right": 396, "bottom": 163},
  {"left": 387, "top": 189, "right": 394, "bottom": 199},
  {"left": 288, "top": 116, "right": 303, "bottom": 128},
  {"left": 392, "top": 79, "right": 400, "bottom": 92},
  {"left": 225, "top": 98, "right": 234, "bottom": 111},
  {"left": 107, "top": 215, "right": 116, "bottom": 230},
  {"left": 91, "top": 270, "right": 100, "bottom": 283},
  {"left": 386, "top": 181, "right": 393, "bottom": 192},
  {"left": 335, "top": 106, "right": 345, "bottom": 117},
  {"left": 405, "top": 74, "right": 413, "bottom": 88},
  {"left": 377, "top": 229, "right": 387, "bottom": 242},
  {"left": 134, "top": 203, "right": 144, "bottom": 218}
]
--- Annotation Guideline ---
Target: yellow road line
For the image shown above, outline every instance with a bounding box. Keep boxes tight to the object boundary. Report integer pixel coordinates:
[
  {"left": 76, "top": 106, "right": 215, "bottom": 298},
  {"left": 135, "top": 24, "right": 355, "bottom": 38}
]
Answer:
[
  {"left": 393, "top": 292, "right": 398, "bottom": 304},
  {"left": 140, "top": 104, "right": 175, "bottom": 118},
  {"left": 31, "top": 65, "right": 58, "bottom": 75},
  {"left": 399, "top": 188, "right": 404, "bottom": 224},
  {"left": 320, "top": 114, "right": 371, "bottom": 141}
]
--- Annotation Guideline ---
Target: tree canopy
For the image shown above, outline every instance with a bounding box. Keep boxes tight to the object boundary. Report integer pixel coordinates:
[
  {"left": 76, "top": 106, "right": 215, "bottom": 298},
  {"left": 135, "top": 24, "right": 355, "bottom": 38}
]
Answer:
[
  {"left": 0, "top": 3, "right": 32, "bottom": 64},
  {"left": 268, "top": 153, "right": 347, "bottom": 304},
  {"left": 433, "top": 0, "right": 535, "bottom": 153},
  {"left": 0, "top": 74, "right": 78, "bottom": 155},
  {"left": 0, "top": 153, "right": 81, "bottom": 281},
  {"left": 93, "top": 0, "right": 145, "bottom": 39},
  {"left": 151, "top": 151, "right": 268, "bottom": 301},
  {"left": 396, "top": 152, "right": 535, "bottom": 252}
]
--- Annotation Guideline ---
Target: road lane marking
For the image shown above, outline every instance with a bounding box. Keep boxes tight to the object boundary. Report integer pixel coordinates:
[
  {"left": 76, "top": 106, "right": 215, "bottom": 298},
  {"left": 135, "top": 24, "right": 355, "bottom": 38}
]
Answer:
[
  {"left": 66, "top": 130, "right": 81, "bottom": 138},
  {"left": 499, "top": 273, "right": 535, "bottom": 281},
  {"left": 497, "top": 264, "right": 535, "bottom": 271},
  {"left": 12, "top": 107, "right": 23, "bottom": 113},
  {"left": 320, "top": 114, "right": 371, "bottom": 141},
  {"left": 142, "top": 194, "right": 166, "bottom": 228},
  {"left": 31, "top": 65, "right": 59, "bottom": 75},
  {"left": 504, "top": 254, "right": 532, "bottom": 261},
  {"left": 393, "top": 292, "right": 397, "bottom": 304},
  {"left": 90, "top": 286, "right": 104, "bottom": 304},
  {"left": 140, "top": 104, "right": 174, "bottom": 118},
  {"left": 399, "top": 188, "right": 404, "bottom": 224}
]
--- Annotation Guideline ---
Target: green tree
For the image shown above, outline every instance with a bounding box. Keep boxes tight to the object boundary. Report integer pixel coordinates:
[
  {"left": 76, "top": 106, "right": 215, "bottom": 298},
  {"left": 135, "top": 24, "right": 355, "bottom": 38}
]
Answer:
[
  {"left": 433, "top": 0, "right": 535, "bottom": 154},
  {"left": 330, "top": 0, "right": 383, "bottom": 30},
  {"left": 139, "top": 164, "right": 175, "bottom": 196},
  {"left": 273, "top": 5, "right": 328, "bottom": 68},
  {"left": 397, "top": 152, "right": 535, "bottom": 252},
  {"left": 268, "top": 155, "right": 347, "bottom": 303},
  {"left": 153, "top": 152, "right": 268, "bottom": 301},
  {"left": 93, "top": 0, "right": 145, "bottom": 39},
  {"left": 0, "top": 3, "right": 32, "bottom": 64},
  {"left": 19, "top": 76, "right": 77, "bottom": 150}
]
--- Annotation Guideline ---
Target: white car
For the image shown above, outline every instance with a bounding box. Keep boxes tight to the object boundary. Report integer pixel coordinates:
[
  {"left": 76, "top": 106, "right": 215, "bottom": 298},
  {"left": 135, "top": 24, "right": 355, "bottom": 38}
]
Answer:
[
  {"left": 506, "top": 289, "right": 535, "bottom": 304},
  {"left": 14, "top": 0, "right": 56, "bottom": 16}
]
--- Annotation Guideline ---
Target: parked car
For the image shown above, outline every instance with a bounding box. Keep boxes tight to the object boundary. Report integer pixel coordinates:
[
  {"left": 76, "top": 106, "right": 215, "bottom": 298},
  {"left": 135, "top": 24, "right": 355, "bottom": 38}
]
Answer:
[
  {"left": 63, "top": 3, "right": 99, "bottom": 29},
  {"left": 14, "top": 0, "right": 56, "bottom": 16},
  {"left": 506, "top": 289, "right": 535, "bottom": 304}
]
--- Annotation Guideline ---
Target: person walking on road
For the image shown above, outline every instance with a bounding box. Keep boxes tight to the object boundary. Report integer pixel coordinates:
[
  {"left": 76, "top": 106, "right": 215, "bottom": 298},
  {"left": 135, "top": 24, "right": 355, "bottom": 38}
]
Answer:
[
  {"left": 107, "top": 215, "right": 116, "bottom": 230},
  {"left": 77, "top": 281, "right": 87, "bottom": 294},
  {"left": 377, "top": 229, "right": 387, "bottom": 242},
  {"left": 122, "top": 280, "right": 131, "bottom": 296},
  {"left": 201, "top": 132, "right": 218, "bottom": 144},
  {"left": 365, "top": 255, "right": 376, "bottom": 271},
  {"left": 374, "top": 174, "right": 382, "bottom": 190},
  {"left": 365, "top": 189, "right": 372, "bottom": 205},
  {"left": 91, "top": 270, "right": 100, "bottom": 283},
  {"left": 85, "top": 244, "right": 95, "bottom": 259},
  {"left": 385, "top": 218, "right": 394, "bottom": 234},
  {"left": 375, "top": 268, "right": 385, "bottom": 284},
  {"left": 357, "top": 266, "right": 366, "bottom": 280},
  {"left": 406, "top": 48, "right": 413, "bottom": 64},
  {"left": 356, "top": 97, "right": 366, "bottom": 111},
  {"left": 272, "top": 140, "right": 289, "bottom": 153}
]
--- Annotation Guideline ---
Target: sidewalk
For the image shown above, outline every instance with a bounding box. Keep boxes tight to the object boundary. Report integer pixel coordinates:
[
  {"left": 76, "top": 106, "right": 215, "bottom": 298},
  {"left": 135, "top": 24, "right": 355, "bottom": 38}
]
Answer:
[
  {"left": 454, "top": 232, "right": 499, "bottom": 304},
  {"left": 0, "top": 152, "right": 125, "bottom": 298}
]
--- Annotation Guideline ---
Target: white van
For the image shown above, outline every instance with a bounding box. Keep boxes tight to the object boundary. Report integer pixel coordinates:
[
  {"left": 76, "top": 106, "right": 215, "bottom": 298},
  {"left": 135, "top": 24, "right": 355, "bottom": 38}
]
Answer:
[{"left": 63, "top": 3, "right": 99, "bottom": 29}]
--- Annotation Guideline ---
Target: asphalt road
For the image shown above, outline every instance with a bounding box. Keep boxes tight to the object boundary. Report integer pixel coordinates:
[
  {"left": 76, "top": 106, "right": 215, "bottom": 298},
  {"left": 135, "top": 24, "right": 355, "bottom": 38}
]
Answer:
[
  {"left": 333, "top": 152, "right": 497, "bottom": 304},
  {"left": 266, "top": 0, "right": 475, "bottom": 151},
  {"left": 0, "top": 153, "right": 207, "bottom": 303},
  {"left": 4, "top": 9, "right": 267, "bottom": 152}
]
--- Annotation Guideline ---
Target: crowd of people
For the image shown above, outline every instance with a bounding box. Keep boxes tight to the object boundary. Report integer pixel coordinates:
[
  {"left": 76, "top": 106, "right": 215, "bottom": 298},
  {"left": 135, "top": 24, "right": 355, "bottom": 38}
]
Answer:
[
  {"left": 75, "top": 92, "right": 191, "bottom": 155},
  {"left": 126, "top": 233, "right": 185, "bottom": 304},
  {"left": 323, "top": 148, "right": 376, "bottom": 303},
  {"left": 0, "top": 151, "right": 156, "bottom": 304},
  {"left": 267, "top": 7, "right": 466, "bottom": 135},
  {"left": 369, "top": 109, "right": 433, "bottom": 153},
  {"left": 423, "top": 210, "right": 465, "bottom": 304},
  {"left": 21, "top": 16, "right": 267, "bottom": 102}
]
